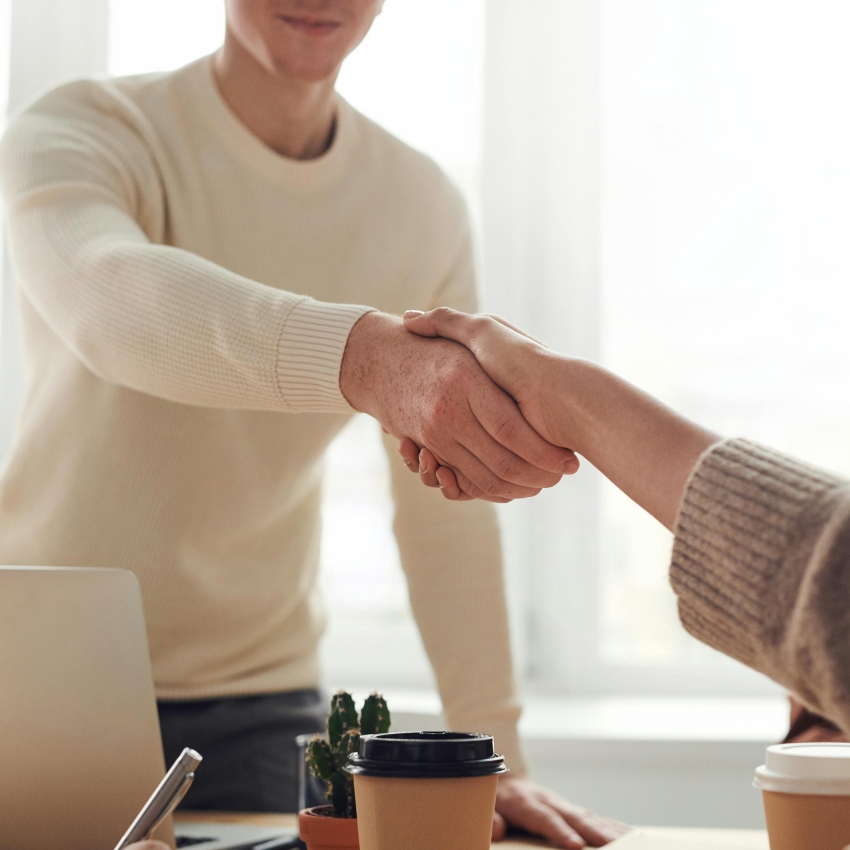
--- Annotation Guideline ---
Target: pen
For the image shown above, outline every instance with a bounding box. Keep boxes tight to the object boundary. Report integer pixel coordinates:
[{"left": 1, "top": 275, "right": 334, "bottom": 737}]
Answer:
[{"left": 114, "top": 747, "right": 203, "bottom": 850}]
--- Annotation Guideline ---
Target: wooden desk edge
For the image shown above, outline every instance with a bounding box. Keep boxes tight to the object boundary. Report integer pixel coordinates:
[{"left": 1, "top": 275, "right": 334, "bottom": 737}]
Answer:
[{"left": 175, "top": 812, "right": 769, "bottom": 848}]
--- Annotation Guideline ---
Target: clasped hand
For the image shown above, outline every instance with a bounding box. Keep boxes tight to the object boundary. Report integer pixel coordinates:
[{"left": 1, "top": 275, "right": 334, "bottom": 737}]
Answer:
[
  {"left": 360, "top": 307, "right": 569, "bottom": 502},
  {"left": 340, "top": 311, "right": 577, "bottom": 503}
]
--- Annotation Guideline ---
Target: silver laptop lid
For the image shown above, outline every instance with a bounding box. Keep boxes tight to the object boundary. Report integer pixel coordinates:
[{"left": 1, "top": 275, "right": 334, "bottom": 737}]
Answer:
[{"left": 0, "top": 566, "right": 173, "bottom": 850}]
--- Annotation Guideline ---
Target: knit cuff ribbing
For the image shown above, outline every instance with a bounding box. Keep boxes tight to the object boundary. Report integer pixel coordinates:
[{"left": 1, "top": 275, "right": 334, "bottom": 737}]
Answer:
[
  {"left": 275, "top": 298, "right": 374, "bottom": 413},
  {"left": 670, "top": 438, "right": 845, "bottom": 668}
]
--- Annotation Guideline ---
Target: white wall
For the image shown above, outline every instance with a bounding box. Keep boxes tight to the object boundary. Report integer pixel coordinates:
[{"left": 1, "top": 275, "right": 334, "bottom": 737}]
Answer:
[{"left": 526, "top": 739, "right": 767, "bottom": 829}]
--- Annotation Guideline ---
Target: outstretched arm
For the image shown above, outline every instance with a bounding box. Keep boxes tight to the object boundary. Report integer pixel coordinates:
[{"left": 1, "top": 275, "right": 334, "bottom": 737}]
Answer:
[
  {"left": 402, "top": 308, "right": 850, "bottom": 741},
  {"left": 1, "top": 84, "right": 576, "bottom": 503},
  {"left": 400, "top": 308, "right": 718, "bottom": 528}
]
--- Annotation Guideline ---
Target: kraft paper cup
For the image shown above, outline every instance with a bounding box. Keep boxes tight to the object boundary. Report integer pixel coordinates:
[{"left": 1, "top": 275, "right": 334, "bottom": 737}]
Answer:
[
  {"left": 754, "top": 742, "right": 850, "bottom": 850},
  {"left": 347, "top": 731, "right": 506, "bottom": 850}
]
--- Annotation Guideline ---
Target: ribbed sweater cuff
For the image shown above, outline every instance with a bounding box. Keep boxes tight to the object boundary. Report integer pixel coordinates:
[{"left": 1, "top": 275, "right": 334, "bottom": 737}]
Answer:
[
  {"left": 670, "top": 437, "right": 845, "bottom": 668},
  {"left": 276, "top": 298, "right": 374, "bottom": 413}
]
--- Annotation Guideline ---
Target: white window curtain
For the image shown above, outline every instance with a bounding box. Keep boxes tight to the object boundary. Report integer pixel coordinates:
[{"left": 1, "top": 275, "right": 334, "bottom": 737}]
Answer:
[
  {"left": 0, "top": 0, "right": 109, "bottom": 459},
  {"left": 482, "top": 0, "right": 606, "bottom": 692}
]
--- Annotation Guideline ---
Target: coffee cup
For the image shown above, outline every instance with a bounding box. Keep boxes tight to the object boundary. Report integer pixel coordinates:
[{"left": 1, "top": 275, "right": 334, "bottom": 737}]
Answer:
[
  {"left": 754, "top": 742, "right": 850, "bottom": 850},
  {"left": 347, "top": 731, "right": 507, "bottom": 850}
]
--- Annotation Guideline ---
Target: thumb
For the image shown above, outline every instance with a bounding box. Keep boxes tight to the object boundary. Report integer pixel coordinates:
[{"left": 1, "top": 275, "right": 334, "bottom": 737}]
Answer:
[
  {"left": 492, "top": 810, "right": 507, "bottom": 842},
  {"left": 403, "top": 307, "right": 473, "bottom": 346}
]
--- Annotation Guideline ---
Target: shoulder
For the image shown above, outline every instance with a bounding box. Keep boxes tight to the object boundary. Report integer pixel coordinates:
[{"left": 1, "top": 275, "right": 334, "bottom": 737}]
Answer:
[
  {"left": 1, "top": 63, "right": 194, "bottom": 167},
  {"left": 1, "top": 77, "right": 153, "bottom": 184},
  {"left": 0, "top": 72, "right": 177, "bottom": 227},
  {"left": 5, "top": 73, "right": 162, "bottom": 139}
]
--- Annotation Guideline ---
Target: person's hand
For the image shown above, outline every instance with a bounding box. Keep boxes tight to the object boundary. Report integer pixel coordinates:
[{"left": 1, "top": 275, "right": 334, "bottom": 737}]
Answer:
[
  {"left": 397, "top": 308, "right": 575, "bottom": 499},
  {"left": 784, "top": 697, "right": 847, "bottom": 744},
  {"left": 493, "top": 775, "right": 631, "bottom": 848},
  {"left": 340, "top": 311, "right": 578, "bottom": 502}
]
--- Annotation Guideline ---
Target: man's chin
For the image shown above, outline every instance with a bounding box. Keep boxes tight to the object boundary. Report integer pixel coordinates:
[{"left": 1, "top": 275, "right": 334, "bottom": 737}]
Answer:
[{"left": 267, "top": 48, "right": 346, "bottom": 85}]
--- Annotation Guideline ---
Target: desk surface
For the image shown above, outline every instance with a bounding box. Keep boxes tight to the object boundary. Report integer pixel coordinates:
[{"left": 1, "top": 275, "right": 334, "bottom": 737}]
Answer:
[{"left": 177, "top": 812, "right": 768, "bottom": 848}]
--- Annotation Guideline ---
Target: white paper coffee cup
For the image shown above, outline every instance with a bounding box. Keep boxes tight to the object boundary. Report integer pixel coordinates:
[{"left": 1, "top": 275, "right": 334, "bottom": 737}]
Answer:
[{"left": 754, "top": 743, "right": 850, "bottom": 850}]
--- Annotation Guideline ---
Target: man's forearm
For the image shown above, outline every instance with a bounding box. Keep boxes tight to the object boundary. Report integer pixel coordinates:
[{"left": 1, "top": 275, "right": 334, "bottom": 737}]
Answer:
[
  {"left": 339, "top": 310, "right": 399, "bottom": 415},
  {"left": 541, "top": 355, "right": 719, "bottom": 530}
]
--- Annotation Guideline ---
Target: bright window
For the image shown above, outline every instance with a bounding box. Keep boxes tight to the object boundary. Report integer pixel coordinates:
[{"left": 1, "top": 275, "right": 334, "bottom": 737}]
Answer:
[{"left": 598, "top": 0, "right": 850, "bottom": 670}]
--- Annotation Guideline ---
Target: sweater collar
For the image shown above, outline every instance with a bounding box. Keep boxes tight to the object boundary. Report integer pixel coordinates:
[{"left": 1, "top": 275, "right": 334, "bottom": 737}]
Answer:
[{"left": 182, "top": 55, "right": 358, "bottom": 192}]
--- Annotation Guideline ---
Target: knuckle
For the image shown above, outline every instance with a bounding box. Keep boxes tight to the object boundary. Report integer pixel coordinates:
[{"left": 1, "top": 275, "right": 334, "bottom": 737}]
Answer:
[
  {"left": 444, "top": 355, "right": 472, "bottom": 383},
  {"left": 420, "top": 425, "right": 443, "bottom": 452},
  {"left": 494, "top": 453, "right": 523, "bottom": 481},
  {"left": 463, "top": 481, "right": 484, "bottom": 499},
  {"left": 480, "top": 474, "right": 508, "bottom": 498},
  {"left": 491, "top": 416, "right": 518, "bottom": 444},
  {"left": 421, "top": 398, "right": 447, "bottom": 433}
]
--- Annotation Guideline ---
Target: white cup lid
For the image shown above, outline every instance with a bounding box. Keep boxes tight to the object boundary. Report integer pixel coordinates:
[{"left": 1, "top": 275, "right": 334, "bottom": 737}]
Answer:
[{"left": 754, "top": 743, "right": 850, "bottom": 795}]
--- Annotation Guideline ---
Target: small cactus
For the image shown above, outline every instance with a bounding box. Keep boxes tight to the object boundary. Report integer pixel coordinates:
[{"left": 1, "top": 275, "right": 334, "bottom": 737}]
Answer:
[
  {"left": 360, "top": 693, "right": 391, "bottom": 736},
  {"left": 305, "top": 691, "right": 391, "bottom": 818}
]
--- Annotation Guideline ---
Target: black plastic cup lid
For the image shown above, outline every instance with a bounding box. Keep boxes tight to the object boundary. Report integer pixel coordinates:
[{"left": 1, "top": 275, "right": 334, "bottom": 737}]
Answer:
[{"left": 346, "top": 731, "right": 507, "bottom": 778}]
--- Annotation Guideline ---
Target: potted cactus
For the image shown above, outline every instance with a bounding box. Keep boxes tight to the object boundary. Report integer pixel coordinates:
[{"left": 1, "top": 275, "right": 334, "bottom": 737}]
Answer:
[{"left": 298, "top": 691, "right": 391, "bottom": 850}]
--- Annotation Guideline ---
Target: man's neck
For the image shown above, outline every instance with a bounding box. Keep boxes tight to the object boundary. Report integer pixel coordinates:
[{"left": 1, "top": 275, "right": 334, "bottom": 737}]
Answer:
[{"left": 213, "top": 31, "right": 338, "bottom": 161}]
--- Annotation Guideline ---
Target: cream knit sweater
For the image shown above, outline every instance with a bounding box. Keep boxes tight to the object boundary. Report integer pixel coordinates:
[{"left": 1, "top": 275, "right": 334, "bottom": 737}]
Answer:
[
  {"left": 672, "top": 438, "right": 850, "bottom": 733},
  {"left": 0, "top": 57, "right": 524, "bottom": 770}
]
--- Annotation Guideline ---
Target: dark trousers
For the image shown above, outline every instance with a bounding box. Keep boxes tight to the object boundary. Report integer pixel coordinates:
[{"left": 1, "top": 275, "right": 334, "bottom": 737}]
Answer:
[{"left": 158, "top": 689, "right": 325, "bottom": 813}]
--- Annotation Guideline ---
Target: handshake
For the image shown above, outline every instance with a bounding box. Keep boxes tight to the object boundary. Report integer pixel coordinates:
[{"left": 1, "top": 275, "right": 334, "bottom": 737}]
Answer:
[
  {"left": 340, "top": 308, "right": 581, "bottom": 504},
  {"left": 341, "top": 307, "right": 719, "bottom": 530}
]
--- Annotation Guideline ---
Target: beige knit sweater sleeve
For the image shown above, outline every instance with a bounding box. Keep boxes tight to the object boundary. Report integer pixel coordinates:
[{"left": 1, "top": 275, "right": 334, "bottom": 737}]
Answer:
[
  {"left": 0, "top": 82, "right": 371, "bottom": 414},
  {"left": 671, "top": 438, "right": 850, "bottom": 731}
]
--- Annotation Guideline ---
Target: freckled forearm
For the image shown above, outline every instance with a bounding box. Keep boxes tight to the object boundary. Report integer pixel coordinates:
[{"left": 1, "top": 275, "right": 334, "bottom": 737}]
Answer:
[{"left": 339, "top": 311, "right": 400, "bottom": 415}]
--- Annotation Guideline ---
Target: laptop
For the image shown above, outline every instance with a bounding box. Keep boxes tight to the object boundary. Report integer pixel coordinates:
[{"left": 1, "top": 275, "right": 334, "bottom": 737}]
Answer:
[{"left": 0, "top": 566, "right": 299, "bottom": 850}]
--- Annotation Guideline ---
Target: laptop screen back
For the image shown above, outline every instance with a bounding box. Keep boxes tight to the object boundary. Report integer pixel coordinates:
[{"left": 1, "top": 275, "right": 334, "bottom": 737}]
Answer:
[{"left": 0, "top": 567, "right": 172, "bottom": 850}]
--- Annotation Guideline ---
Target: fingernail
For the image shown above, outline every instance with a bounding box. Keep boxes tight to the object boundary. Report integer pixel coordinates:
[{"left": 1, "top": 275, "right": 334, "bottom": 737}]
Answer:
[
  {"left": 419, "top": 457, "right": 427, "bottom": 473},
  {"left": 404, "top": 310, "right": 424, "bottom": 319},
  {"left": 436, "top": 471, "right": 445, "bottom": 489}
]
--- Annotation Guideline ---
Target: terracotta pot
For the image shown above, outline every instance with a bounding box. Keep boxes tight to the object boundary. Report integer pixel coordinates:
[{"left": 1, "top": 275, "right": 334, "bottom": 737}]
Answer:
[{"left": 298, "top": 806, "right": 360, "bottom": 850}]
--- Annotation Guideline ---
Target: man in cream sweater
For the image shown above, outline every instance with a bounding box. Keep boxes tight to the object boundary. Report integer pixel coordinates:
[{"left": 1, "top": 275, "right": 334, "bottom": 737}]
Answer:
[{"left": 0, "top": 2, "right": 623, "bottom": 846}]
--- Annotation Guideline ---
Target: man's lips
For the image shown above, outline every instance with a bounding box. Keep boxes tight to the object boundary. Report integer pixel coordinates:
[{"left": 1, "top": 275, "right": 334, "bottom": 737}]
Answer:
[{"left": 279, "top": 15, "right": 341, "bottom": 36}]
